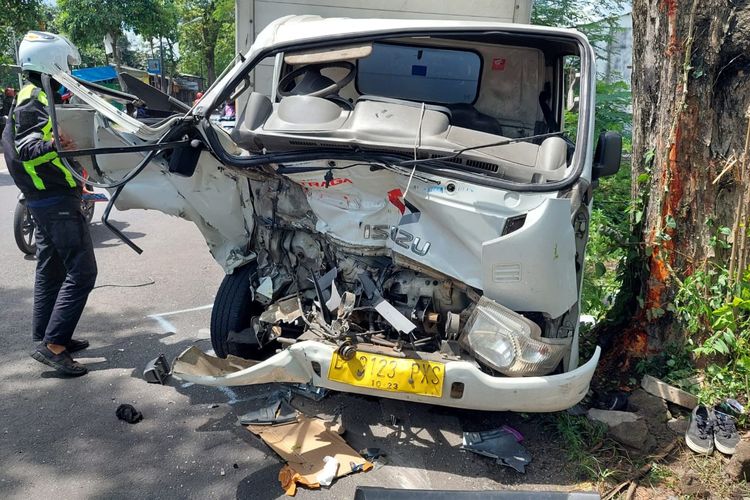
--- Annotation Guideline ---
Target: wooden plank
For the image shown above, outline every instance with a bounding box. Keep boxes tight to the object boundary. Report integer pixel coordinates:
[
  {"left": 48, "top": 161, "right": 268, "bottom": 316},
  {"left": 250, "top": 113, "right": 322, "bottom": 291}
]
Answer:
[{"left": 641, "top": 374, "right": 699, "bottom": 409}]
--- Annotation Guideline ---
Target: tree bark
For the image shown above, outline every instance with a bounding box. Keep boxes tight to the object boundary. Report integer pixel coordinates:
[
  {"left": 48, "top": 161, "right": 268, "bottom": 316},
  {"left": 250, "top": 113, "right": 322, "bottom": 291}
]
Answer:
[{"left": 613, "top": 0, "right": 750, "bottom": 364}]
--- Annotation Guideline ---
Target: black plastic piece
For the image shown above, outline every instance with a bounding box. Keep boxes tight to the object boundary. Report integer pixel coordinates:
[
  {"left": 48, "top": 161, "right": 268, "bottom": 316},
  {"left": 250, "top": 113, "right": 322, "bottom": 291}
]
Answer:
[
  {"left": 143, "top": 354, "right": 171, "bottom": 384},
  {"left": 167, "top": 140, "right": 201, "bottom": 177},
  {"left": 354, "top": 487, "right": 600, "bottom": 500}
]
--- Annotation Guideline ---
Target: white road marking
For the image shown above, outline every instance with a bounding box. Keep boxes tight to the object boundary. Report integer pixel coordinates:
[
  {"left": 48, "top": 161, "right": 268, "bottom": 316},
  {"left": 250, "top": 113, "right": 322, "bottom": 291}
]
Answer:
[
  {"left": 149, "top": 315, "right": 177, "bottom": 333},
  {"left": 147, "top": 304, "right": 213, "bottom": 333},
  {"left": 150, "top": 304, "right": 213, "bottom": 317},
  {"left": 216, "top": 386, "right": 241, "bottom": 405}
]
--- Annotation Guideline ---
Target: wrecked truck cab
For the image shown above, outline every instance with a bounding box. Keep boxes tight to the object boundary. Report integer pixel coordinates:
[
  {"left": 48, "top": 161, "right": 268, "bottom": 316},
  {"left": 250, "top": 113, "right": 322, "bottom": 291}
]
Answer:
[{"left": 54, "top": 16, "right": 617, "bottom": 412}]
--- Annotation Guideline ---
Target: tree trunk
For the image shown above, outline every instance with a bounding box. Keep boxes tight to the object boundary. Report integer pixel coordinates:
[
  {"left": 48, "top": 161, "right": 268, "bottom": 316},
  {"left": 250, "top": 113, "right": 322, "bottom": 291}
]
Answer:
[
  {"left": 610, "top": 0, "right": 750, "bottom": 366},
  {"left": 204, "top": 47, "right": 216, "bottom": 85}
]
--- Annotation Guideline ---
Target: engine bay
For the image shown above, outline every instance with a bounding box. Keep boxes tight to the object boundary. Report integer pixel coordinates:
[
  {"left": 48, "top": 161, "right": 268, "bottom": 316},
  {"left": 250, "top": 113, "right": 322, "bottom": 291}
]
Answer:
[{"left": 237, "top": 170, "right": 572, "bottom": 378}]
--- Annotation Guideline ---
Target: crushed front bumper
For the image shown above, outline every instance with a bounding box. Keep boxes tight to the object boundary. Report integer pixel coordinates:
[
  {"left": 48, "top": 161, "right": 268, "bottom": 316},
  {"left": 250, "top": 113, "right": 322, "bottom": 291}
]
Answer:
[{"left": 173, "top": 341, "right": 600, "bottom": 412}]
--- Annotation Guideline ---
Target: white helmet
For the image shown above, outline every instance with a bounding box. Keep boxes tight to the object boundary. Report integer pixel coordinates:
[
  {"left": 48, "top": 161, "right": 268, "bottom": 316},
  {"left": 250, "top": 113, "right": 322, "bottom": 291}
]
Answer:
[{"left": 18, "top": 31, "right": 81, "bottom": 75}]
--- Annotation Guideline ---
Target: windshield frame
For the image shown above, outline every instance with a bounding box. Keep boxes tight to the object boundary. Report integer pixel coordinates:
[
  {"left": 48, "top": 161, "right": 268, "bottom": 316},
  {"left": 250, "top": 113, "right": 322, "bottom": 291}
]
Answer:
[{"left": 199, "top": 26, "right": 596, "bottom": 193}]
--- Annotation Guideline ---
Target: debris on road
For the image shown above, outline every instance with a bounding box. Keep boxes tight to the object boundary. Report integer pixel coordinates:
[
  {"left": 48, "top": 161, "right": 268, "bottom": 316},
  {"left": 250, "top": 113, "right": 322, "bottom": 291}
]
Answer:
[
  {"left": 290, "top": 383, "right": 328, "bottom": 401},
  {"left": 247, "top": 415, "right": 372, "bottom": 495},
  {"left": 143, "top": 353, "right": 171, "bottom": 384},
  {"left": 641, "top": 374, "right": 698, "bottom": 409},
  {"left": 359, "top": 448, "right": 385, "bottom": 461},
  {"left": 461, "top": 427, "right": 531, "bottom": 473},
  {"left": 239, "top": 392, "right": 297, "bottom": 426},
  {"left": 116, "top": 404, "right": 143, "bottom": 424},
  {"left": 316, "top": 455, "right": 339, "bottom": 487},
  {"left": 172, "top": 345, "right": 259, "bottom": 378}
]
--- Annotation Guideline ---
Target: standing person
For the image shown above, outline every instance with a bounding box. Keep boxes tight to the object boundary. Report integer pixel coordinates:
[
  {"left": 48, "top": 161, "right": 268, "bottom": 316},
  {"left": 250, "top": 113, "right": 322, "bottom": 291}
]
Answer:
[{"left": 2, "top": 32, "right": 96, "bottom": 377}]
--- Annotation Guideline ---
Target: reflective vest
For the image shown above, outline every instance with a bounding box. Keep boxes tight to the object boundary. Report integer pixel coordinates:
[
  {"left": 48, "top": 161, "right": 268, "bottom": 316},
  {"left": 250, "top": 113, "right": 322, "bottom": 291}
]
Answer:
[{"left": 2, "top": 83, "right": 79, "bottom": 200}]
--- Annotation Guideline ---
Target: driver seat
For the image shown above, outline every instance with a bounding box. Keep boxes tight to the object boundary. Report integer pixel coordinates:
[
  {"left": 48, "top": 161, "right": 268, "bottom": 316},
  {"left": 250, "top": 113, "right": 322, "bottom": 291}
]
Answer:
[{"left": 282, "top": 70, "right": 336, "bottom": 97}]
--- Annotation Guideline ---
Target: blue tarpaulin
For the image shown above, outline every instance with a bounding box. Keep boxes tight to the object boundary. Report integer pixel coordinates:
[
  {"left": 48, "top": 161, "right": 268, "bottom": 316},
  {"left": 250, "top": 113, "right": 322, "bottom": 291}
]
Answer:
[{"left": 72, "top": 66, "right": 118, "bottom": 83}]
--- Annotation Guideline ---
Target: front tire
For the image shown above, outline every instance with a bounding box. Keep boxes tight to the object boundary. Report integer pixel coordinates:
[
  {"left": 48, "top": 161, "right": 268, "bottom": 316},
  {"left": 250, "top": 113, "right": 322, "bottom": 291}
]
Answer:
[
  {"left": 210, "top": 262, "right": 266, "bottom": 359},
  {"left": 13, "top": 200, "right": 36, "bottom": 256}
]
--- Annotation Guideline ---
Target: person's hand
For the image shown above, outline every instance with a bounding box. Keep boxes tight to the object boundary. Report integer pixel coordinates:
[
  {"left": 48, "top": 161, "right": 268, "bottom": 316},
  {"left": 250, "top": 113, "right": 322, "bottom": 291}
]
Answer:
[{"left": 53, "top": 132, "right": 76, "bottom": 150}]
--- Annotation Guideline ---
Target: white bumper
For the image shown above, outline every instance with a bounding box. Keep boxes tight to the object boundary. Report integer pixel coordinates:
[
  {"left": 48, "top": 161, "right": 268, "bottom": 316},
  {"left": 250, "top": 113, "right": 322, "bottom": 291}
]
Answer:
[{"left": 173, "top": 341, "right": 599, "bottom": 412}]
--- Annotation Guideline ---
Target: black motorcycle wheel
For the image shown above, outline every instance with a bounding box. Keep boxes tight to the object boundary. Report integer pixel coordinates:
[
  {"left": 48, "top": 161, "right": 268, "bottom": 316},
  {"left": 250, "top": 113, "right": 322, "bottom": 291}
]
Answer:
[{"left": 13, "top": 200, "right": 36, "bottom": 256}]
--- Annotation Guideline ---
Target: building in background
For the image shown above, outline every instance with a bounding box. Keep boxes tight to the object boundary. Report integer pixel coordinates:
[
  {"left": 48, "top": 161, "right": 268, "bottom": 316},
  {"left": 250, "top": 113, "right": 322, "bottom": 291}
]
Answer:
[{"left": 596, "top": 12, "right": 633, "bottom": 84}]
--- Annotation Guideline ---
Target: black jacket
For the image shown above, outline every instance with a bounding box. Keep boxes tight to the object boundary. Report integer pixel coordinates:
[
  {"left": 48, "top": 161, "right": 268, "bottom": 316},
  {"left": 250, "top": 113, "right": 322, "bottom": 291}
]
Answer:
[{"left": 2, "top": 83, "right": 80, "bottom": 200}]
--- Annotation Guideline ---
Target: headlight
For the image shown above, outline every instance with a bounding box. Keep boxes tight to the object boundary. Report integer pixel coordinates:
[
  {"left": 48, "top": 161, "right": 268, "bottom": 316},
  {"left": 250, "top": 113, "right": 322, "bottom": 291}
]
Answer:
[{"left": 459, "top": 297, "right": 570, "bottom": 377}]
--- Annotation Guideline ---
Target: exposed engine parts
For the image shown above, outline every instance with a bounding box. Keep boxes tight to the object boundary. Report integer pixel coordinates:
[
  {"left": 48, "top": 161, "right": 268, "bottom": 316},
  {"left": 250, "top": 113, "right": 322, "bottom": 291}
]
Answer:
[{"left": 235, "top": 172, "right": 572, "bottom": 378}]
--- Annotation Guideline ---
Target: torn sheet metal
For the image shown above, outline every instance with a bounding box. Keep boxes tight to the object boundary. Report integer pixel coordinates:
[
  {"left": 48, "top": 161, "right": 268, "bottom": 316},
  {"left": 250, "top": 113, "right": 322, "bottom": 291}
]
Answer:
[
  {"left": 172, "top": 345, "right": 309, "bottom": 386},
  {"left": 247, "top": 415, "right": 372, "bottom": 496},
  {"left": 259, "top": 297, "right": 303, "bottom": 324},
  {"left": 462, "top": 427, "right": 532, "bottom": 473},
  {"left": 53, "top": 70, "right": 182, "bottom": 140}
]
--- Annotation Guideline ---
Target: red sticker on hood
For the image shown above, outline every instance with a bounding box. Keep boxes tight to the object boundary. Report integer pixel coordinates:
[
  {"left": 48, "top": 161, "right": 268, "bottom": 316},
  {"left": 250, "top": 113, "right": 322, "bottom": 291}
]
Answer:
[{"left": 492, "top": 58, "right": 506, "bottom": 71}]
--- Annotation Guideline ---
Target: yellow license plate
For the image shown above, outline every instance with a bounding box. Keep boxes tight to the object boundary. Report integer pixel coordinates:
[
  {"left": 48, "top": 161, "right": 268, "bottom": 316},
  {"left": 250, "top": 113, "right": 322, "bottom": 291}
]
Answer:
[{"left": 328, "top": 351, "right": 444, "bottom": 397}]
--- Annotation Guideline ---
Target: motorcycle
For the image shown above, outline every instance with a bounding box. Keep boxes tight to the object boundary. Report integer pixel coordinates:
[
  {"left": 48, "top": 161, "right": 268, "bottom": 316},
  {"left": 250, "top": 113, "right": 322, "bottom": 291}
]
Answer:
[{"left": 13, "top": 172, "right": 108, "bottom": 256}]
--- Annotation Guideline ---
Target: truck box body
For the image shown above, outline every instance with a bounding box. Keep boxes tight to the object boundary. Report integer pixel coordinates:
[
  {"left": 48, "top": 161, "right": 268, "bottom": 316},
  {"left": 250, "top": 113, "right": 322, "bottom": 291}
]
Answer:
[{"left": 236, "top": 0, "right": 533, "bottom": 94}]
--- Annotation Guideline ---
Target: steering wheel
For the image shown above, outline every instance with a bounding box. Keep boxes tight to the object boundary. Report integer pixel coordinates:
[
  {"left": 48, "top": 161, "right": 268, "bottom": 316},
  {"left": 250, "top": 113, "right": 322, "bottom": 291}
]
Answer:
[{"left": 277, "top": 62, "right": 356, "bottom": 99}]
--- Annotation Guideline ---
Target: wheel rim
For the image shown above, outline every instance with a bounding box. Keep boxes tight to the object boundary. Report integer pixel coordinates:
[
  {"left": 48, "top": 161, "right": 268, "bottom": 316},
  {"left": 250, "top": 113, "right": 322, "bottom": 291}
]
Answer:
[{"left": 22, "top": 211, "right": 34, "bottom": 248}]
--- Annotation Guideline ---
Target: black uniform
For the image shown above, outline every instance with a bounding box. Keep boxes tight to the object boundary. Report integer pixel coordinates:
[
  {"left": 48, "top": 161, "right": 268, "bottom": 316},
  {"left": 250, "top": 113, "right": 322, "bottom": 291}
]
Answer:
[{"left": 2, "top": 82, "right": 97, "bottom": 346}]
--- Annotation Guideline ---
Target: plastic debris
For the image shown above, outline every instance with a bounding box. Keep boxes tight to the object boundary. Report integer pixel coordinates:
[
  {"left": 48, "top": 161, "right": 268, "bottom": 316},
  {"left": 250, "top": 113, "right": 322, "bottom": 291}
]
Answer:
[
  {"left": 115, "top": 404, "right": 143, "bottom": 424},
  {"left": 143, "top": 353, "right": 171, "bottom": 384},
  {"left": 462, "top": 427, "right": 532, "bottom": 473},
  {"left": 722, "top": 398, "right": 745, "bottom": 415},
  {"left": 239, "top": 392, "right": 298, "bottom": 426},
  {"left": 359, "top": 448, "right": 385, "bottom": 460},
  {"left": 317, "top": 456, "right": 339, "bottom": 487},
  {"left": 290, "top": 383, "right": 328, "bottom": 401}
]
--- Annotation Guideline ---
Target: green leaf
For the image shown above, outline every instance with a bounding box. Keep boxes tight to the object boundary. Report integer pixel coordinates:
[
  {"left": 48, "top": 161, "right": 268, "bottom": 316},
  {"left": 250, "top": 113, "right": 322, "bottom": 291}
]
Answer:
[{"left": 594, "top": 262, "right": 607, "bottom": 277}]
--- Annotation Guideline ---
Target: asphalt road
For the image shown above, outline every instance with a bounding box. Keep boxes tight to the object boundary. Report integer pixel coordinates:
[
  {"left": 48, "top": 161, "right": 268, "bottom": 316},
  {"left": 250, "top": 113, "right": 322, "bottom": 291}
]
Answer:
[{"left": 0, "top": 154, "right": 581, "bottom": 499}]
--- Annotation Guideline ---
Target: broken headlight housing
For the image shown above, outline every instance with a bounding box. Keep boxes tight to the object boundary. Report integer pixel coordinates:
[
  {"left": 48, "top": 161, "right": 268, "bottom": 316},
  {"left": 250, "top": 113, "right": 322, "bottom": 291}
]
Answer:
[{"left": 459, "top": 297, "right": 570, "bottom": 377}]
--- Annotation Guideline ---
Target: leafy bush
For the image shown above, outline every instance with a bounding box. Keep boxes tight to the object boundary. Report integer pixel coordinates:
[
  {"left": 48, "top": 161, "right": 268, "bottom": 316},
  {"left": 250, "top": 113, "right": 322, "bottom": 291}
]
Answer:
[{"left": 675, "top": 265, "right": 750, "bottom": 406}]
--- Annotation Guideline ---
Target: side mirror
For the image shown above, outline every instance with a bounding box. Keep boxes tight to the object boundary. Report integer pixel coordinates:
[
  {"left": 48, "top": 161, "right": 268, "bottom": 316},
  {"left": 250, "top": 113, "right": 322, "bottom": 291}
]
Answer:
[{"left": 592, "top": 131, "right": 622, "bottom": 180}]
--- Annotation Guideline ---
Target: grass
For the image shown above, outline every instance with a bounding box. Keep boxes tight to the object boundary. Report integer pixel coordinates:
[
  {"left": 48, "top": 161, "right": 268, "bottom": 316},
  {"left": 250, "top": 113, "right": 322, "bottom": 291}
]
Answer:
[
  {"left": 549, "top": 413, "right": 626, "bottom": 485},
  {"left": 645, "top": 462, "right": 676, "bottom": 488}
]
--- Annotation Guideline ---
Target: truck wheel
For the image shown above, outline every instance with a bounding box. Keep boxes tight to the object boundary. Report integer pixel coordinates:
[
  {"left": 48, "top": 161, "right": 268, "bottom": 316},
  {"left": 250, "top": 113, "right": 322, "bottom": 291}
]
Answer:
[
  {"left": 14, "top": 200, "right": 36, "bottom": 256},
  {"left": 210, "top": 262, "right": 266, "bottom": 359}
]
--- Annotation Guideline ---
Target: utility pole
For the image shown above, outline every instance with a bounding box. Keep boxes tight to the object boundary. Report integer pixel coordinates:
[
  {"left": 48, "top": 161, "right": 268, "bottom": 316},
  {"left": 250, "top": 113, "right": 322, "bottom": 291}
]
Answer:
[{"left": 159, "top": 36, "right": 166, "bottom": 93}]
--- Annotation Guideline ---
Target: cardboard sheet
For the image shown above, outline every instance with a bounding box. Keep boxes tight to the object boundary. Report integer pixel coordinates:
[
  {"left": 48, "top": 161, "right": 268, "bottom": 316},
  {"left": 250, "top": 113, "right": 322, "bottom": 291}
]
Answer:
[{"left": 247, "top": 416, "right": 372, "bottom": 495}]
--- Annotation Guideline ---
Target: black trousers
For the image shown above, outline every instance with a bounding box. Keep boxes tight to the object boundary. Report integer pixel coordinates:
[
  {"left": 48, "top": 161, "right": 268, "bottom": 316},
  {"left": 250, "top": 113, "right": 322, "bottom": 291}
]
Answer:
[{"left": 28, "top": 197, "right": 97, "bottom": 345}]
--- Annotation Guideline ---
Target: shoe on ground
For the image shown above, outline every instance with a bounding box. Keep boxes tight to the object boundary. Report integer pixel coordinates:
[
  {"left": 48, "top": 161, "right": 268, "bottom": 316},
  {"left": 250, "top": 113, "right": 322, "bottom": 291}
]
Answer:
[
  {"left": 714, "top": 410, "right": 740, "bottom": 455},
  {"left": 32, "top": 337, "right": 89, "bottom": 353},
  {"left": 31, "top": 344, "right": 88, "bottom": 377},
  {"left": 685, "top": 405, "right": 714, "bottom": 454},
  {"left": 66, "top": 338, "right": 89, "bottom": 353}
]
